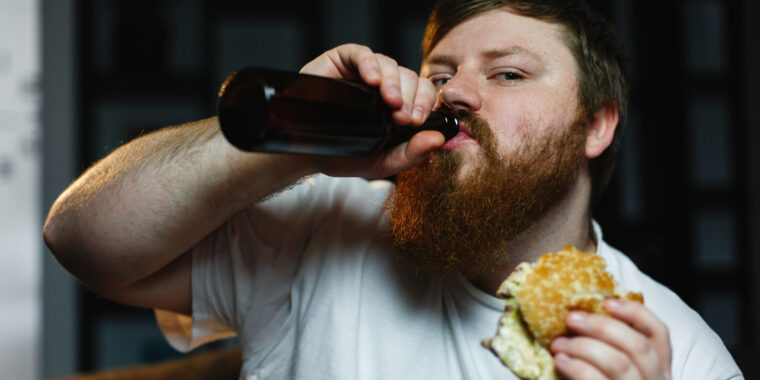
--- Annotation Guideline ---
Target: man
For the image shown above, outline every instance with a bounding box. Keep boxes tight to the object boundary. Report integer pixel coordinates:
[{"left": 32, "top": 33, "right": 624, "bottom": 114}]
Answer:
[{"left": 44, "top": 0, "right": 741, "bottom": 379}]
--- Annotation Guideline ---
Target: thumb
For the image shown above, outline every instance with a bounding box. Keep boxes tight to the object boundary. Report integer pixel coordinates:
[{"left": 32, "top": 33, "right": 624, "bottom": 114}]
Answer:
[{"left": 378, "top": 130, "right": 445, "bottom": 175}]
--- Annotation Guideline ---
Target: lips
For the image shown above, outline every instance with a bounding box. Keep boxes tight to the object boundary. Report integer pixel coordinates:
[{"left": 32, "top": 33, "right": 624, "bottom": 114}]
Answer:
[{"left": 440, "top": 121, "right": 476, "bottom": 151}]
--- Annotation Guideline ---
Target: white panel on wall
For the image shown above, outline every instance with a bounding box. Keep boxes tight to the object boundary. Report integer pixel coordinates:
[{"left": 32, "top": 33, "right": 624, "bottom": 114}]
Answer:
[
  {"left": 0, "top": 0, "right": 39, "bottom": 114},
  {"left": 0, "top": 2, "right": 40, "bottom": 379},
  {"left": 688, "top": 96, "right": 733, "bottom": 187},
  {"left": 0, "top": 111, "right": 40, "bottom": 380}
]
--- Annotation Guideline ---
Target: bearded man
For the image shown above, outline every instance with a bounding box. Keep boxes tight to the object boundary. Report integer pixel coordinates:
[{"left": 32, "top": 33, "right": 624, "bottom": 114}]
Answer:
[{"left": 44, "top": 0, "right": 741, "bottom": 379}]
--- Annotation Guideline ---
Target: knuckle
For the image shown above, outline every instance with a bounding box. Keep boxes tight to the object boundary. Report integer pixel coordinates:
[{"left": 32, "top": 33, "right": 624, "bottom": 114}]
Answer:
[
  {"left": 631, "top": 338, "right": 652, "bottom": 357},
  {"left": 610, "top": 356, "right": 632, "bottom": 374},
  {"left": 337, "top": 43, "right": 359, "bottom": 53},
  {"left": 376, "top": 54, "right": 398, "bottom": 66},
  {"left": 360, "top": 54, "right": 377, "bottom": 66},
  {"left": 398, "top": 66, "right": 415, "bottom": 77},
  {"left": 565, "top": 337, "right": 588, "bottom": 351},
  {"left": 399, "top": 68, "right": 417, "bottom": 82},
  {"left": 588, "top": 315, "right": 613, "bottom": 335},
  {"left": 656, "top": 322, "right": 671, "bottom": 341},
  {"left": 575, "top": 365, "right": 603, "bottom": 380},
  {"left": 346, "top": 43, "right": 365, "bottom": 51}
]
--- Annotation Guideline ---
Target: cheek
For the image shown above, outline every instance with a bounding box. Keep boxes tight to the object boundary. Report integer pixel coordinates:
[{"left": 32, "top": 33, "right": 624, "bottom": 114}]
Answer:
[
  {"left": 488, "top": 101, "right": 572, "bottom": 151},
  {"left": 484, "top": 79, "right": 582, "bottom": 153}
]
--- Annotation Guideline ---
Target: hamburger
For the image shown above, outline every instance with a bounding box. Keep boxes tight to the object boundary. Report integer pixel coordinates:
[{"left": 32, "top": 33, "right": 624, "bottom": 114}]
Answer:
[{"left": 482, "top": 246, "right": 643, "bottom": 380}]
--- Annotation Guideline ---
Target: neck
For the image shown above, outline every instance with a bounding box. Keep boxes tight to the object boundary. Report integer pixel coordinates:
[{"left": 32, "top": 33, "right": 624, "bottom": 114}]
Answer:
[{"left": 470, "top": 170, "right": 595, "bottom": 296}]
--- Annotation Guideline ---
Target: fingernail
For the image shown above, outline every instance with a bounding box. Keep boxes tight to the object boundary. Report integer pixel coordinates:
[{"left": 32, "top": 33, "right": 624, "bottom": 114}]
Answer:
[
  {"left": 606, "top": 298, "right": 623, "bottom": 310},
  {"left": 412, "top": 106, "right": 424, "bottom": 122},
  {"left": 568, "top": 312, "right": 587, "bottom": 324},
  {"left": 368, "top": 69, "right": 380, "bottom": 81}
]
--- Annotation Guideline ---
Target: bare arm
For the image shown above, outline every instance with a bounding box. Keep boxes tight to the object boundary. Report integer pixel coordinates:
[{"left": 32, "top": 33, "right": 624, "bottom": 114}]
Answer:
[
  {"left": 43, "top": 43, "right": 443, "bottom": 316},
  {"left": 43, "top": 118, "right": 313, "bottom": 314}
]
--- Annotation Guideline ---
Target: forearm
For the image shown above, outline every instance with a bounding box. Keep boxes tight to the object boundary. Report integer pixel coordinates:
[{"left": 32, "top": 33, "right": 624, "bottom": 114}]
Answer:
[
  {"left": 43, "top": 117, "right": 313, "bottom": 292},
  {"left": 44, "top": 43, "right": 443, "bottom": 298}
]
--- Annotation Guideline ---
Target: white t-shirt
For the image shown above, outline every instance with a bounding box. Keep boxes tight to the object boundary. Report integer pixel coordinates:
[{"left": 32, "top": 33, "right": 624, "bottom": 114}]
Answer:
[{"left": 156, "top": 174, "right": 743, "bottom": 380}]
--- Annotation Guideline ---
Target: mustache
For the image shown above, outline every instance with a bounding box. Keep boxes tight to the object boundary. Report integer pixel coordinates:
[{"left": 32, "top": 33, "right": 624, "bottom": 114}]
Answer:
[
  {"left": 446, "top": 108, "right": 490, "bottom": 141},
  {"left": 441, "top": 108, "right": 498, "bottom": 160}
]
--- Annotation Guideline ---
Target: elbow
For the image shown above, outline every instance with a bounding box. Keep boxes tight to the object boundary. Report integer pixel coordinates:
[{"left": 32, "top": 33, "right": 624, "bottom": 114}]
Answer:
[
  {"left": 42, "top": 210, "right": 67, "bottom": 264},
  {"left": 42, "top": 210, "right": 118, "bottom": 292},
  {"left": 42, "top": 203, "right": 85, "bottom": 269},
  {"left": 42, "top": 211, "right": 85, "bottom": 283}
]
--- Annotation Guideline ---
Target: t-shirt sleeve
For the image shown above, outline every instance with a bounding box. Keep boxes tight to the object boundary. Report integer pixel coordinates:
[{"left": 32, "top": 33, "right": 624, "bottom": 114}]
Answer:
[{"left": 155, "top": 175, "right": 331, "bottom": 352}]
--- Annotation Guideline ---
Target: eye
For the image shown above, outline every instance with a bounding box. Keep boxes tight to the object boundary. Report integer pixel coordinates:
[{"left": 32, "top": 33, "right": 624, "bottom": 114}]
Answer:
[
  {"left": 493, "top": 71, "right": 524, "bottom": 81},
  {"left": 428, "top": 74, "right": 452, "bottom": 88}
]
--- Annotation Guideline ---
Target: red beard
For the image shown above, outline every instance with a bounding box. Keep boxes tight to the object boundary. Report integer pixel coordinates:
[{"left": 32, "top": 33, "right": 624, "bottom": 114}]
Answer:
[{"left": 385, "top": 111, "right": 587, "bottom": 278}]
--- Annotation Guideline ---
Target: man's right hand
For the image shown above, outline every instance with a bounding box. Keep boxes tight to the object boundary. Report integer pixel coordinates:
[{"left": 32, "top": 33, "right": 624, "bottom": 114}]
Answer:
[{"left": 299, "top": 44, "right": 445, "bottom": 179}]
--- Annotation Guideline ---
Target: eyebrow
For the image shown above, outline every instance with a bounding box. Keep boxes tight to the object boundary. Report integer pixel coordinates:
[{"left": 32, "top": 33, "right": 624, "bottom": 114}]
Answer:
[
  {"left": 423, "top": 54, "right": 457, "bottom": 67},
  {"left": 424, "top": 46, "right": 544, "bottom": 66},
  {"left": 482, "top": 46, "right": 543, "bottom": 62}
]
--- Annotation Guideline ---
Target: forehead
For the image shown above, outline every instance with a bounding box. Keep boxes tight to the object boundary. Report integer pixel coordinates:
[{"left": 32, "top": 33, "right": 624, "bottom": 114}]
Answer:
[{"left": 425, "top": 8, "right": 573, "bottom": 65}]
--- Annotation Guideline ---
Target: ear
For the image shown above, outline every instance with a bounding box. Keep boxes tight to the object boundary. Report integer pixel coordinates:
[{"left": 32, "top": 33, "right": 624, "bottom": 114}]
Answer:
[{"left": 585, "top": 103, "right": 619, "bottom": 159}]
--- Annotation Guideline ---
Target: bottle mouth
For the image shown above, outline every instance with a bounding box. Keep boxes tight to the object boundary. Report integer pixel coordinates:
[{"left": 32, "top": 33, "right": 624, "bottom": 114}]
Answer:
[{"left": 423, "top": 110, "right": 460, "bottom": 141}]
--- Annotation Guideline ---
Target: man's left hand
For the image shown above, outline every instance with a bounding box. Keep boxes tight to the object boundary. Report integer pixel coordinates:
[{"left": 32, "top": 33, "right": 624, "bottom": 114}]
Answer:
[{"left": 549, "top": 299, "right": 672, "bottom": 380}]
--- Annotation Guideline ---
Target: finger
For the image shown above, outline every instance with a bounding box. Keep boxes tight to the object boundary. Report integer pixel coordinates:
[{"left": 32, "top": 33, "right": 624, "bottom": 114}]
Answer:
[
  {"left": 405, "top": 130, "right": 446, "bottom": 159},
  {"left": 605, "top": 299, "right": 672, "bottom": 376},
  {"left": 300, "top": 44, "right": 379, "bottom": 83},
  {"left": 391, "top": 66, "right": 420, "bottom": 125},
  {"left": 339, "top": 44, "right": 383, "bottom": 85},
  {"left": 566, "top": 311, "right": 664, "bottom": 379},
  {"left": 375, "top": 54, "right": 404, "bottom": 111},
  {"left": 376, "top": 130, "right": 445, "bottom": 176},
  {"left": 551, "top": 336, "right": 641, "bottom": 380},
  {"left": 554, "top": 353, "right": 608, "bottom": 380},
  {"left": 410, "top": 77, "right": 436, "bottom": 125}
]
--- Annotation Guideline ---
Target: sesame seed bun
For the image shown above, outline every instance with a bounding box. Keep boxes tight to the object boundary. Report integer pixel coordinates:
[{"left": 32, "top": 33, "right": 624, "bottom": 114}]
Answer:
[
  {"left": 511, "top": 245, "right": 643, "bottom": 346},
  {"left": 483, "top": 245, "right": 643, "bottom": 379}
]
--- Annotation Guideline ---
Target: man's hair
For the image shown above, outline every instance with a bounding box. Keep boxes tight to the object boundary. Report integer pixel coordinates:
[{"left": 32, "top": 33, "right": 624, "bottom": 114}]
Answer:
[{"left": 422, "top": 0, "right": 628, "bottom": 203}]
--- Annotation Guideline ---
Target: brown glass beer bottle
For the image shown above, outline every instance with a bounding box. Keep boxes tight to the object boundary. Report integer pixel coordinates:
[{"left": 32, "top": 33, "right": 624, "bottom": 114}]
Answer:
[{"left": 218, "top": 67, "right": 459, "bottom": 157}]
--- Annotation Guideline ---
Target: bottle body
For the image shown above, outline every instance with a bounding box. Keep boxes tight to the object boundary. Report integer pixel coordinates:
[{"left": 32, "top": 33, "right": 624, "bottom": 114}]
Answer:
[{"left": 218, "top": 67, "right": 458, "bottom": 157}]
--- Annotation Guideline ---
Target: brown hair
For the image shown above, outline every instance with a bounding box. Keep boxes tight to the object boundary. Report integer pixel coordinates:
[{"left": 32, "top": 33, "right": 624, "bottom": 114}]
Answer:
[{"left": 422, "top": 0, "right": 628, "bottom": 203}]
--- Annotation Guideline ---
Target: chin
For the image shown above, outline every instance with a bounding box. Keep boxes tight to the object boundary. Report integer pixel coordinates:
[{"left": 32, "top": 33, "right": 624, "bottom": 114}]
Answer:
[
  {"left": 453, "top": 150, "right": 488, "bottom": 181},
  {"left": 454, "top": 164, "right": 477, "bottom": 183}
]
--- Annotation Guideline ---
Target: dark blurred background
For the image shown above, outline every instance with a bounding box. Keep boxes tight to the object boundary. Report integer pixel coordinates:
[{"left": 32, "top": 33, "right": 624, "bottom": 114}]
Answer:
[{"left": 39, "top": 0, "right": 759, "bottom": 378}]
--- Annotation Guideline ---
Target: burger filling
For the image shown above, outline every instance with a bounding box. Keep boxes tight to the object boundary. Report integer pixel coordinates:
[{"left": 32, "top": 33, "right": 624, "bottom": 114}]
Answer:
[{"left": 482, "top": 263, "right": 557, "bottom": 380}]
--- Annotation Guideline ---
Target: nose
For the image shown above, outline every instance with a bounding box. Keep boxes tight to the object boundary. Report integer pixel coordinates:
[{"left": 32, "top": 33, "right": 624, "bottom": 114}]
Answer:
[{"left": 436, "top": 73, "right": 482, "bottom": 112}]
